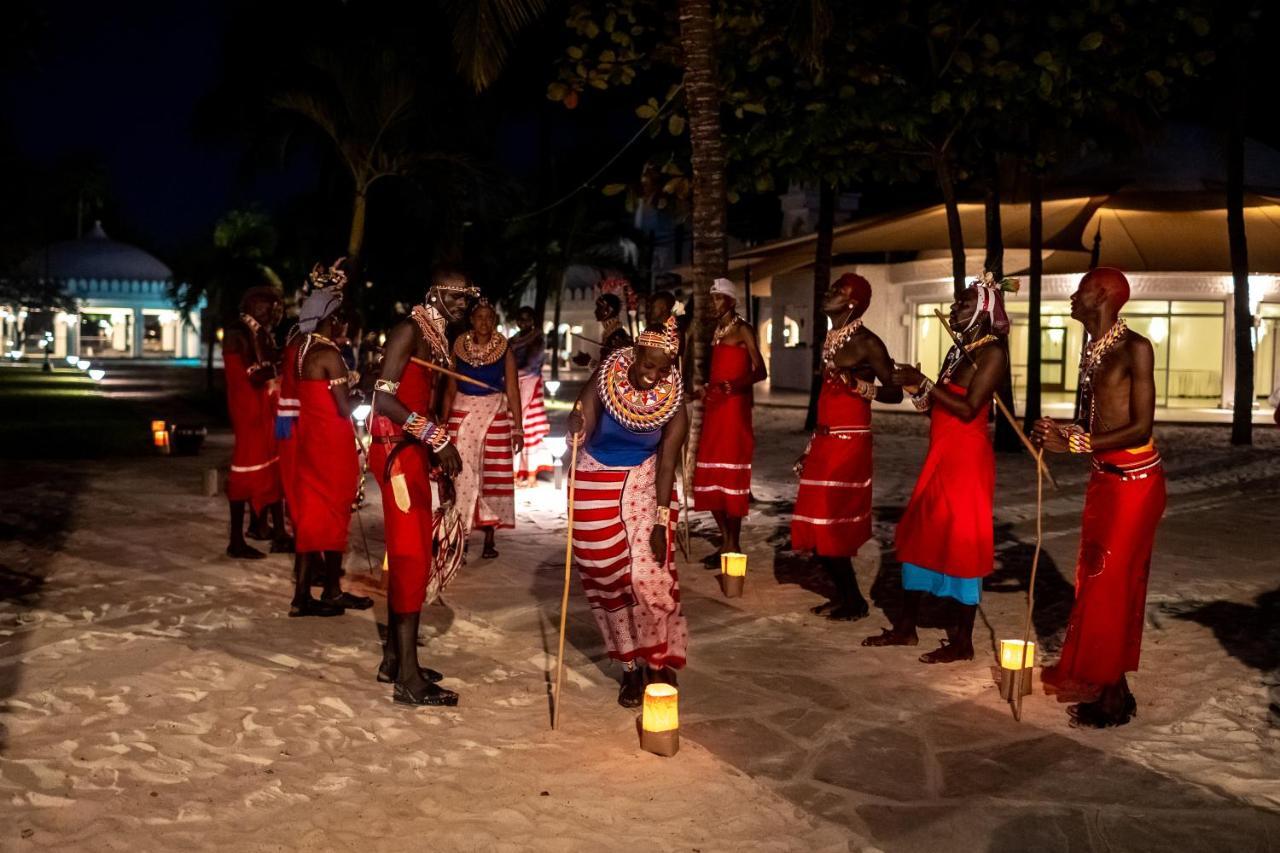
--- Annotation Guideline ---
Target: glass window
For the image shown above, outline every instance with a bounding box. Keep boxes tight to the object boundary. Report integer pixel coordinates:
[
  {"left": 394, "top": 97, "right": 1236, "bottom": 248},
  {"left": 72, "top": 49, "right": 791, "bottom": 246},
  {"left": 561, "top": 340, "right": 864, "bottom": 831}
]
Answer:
[
  {"left": 913, "top": 303, "right": 948, "bottom": 381},
  {"left": 1172, "top": 300, "right": 1224, "bottom": 315},
  {"left": 1126, "top": 300, "right": 1169, "bottom": 315},
  {"left": 1260, "top": 303, "right": 1280, "bottom": 318},
  {"left": 1167, "top": 315, "right": 1223, "bottom": 399},
  {"left": 1255, "top": 316, "right": 1278, "bottom": 399}
]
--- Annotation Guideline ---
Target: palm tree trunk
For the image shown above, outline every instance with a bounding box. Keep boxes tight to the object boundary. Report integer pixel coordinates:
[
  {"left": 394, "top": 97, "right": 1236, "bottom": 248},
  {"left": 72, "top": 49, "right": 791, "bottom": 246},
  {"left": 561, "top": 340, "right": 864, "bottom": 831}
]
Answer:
[
  {"left": 935, "top": 150, "right": 966, "bottom": 299},
  {"left": 805, "top": 183, "right": 836, "bottom": 432},
  {"left": 985, "top": 157, "right": 1019, "bottom": 452},
  {"left": 1228, "top": 49, "right": 1253, "bottom": 446},
  {"left": 1023, "top": 162, "right": 1044, "bottom": 431},
  {"left": 677, "top": 0, "right": 729, "bottom": 385},
  {"left": 347, "top": 188, "right": 368, "bottom": 281}
]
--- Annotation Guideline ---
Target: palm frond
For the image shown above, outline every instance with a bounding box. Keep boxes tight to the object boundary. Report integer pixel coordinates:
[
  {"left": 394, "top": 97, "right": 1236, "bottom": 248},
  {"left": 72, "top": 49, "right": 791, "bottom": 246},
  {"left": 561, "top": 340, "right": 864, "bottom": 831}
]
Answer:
[{"left": 445, "top": 0, "right": 548, "bottom": 92}]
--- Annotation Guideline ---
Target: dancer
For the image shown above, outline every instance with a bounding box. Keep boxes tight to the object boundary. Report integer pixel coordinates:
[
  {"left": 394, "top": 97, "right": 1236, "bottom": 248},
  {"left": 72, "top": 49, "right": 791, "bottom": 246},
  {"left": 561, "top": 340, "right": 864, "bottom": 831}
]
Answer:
[
  {"left": 792, "top": 273, "right": 901, "bottom": 620},
  {"left": 369, "top": 269, "right": 470, "bottom": 707},
  {"left": 509, "top": 307, "right": 552, "bottom": 485},
  {"left": 223, "top": 285, "right": 289, "bottom": 559},
  {"left": 443, "top": 299, "right": 522, "bottom": 558},
  {"left": 863, "top": 273, "right": 1010, "bottom": 662},
  {"left": 1033, "top": 267, "right": 1165, "bottom": 728},
  {"left": 567, "top": 317, "right": 689, "bottom": 707},
  {"left": 290, "top": 276, "right": 374, "bottom": 617},
  {"left": 692, "top": 278, "right": 766, "bottom": 553}
]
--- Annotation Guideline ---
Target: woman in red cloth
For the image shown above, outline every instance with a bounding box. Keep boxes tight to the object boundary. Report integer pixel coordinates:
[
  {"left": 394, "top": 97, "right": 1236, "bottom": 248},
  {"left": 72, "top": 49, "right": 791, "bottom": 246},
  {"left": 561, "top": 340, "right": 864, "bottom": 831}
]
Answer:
[
  {"left": 290, "top": 282, "right": 374, "bottom": 617},
  {"left": 693, "top": 278, "right": 766, "bottom": 554},
  {"left": 1034, "top": 267, "right": 1165, "bottom": 728},
  {"left": 223, "top": 286, "right": 287, "bottom": 559},
  {"left": 792, "top": 273, "right": 901, "bottom": 621},
  {"left": 370, "top": 269, "right": 468, "bottom": 707},
  {"left": 863, "top": 275, "right": 1010, "bottom": 663}
]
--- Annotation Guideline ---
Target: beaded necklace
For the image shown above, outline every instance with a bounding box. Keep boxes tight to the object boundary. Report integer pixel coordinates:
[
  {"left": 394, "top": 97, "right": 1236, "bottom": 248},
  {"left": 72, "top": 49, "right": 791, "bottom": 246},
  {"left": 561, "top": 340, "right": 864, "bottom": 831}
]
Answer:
[
  {"left": 598, "top": 347, "right": 683, "bottom": 433},
  {"left": 453, "top": 331, "right": 508, "bottom": 366},
  {"left": 712, "top": 315, "right": 742, "bottom": 346},
  {"left": 938, "top": 334, "right": 999, "bottom": 384},
  {"left": 409, "top": 303, "right": 452, "bottom": 368},
  {"left": 821, "top": 318, "right": 862, "bottom": 370},
  {"left": 297, "top": 332, "right": 340, "bottom": 377},
  {"left": 1078, "top": 319, "right": 1128, "bottom": 429}
]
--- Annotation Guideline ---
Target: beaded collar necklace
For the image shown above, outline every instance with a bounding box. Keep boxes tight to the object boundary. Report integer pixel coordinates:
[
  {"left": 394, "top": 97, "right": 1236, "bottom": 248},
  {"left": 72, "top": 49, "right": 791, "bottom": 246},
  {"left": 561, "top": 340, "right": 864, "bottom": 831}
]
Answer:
[
  {"left": 939, "top": 334, "right": 999, "bottom": 384},
  {"left": 821, "top": 318, "right": 862, "bottom": 370},
  {"left": 1078, "top": 319, "right": 1128, "bottom": 429},
  {"left": 598, "top": 347, "right": 683, "bottom": 433},
  {"left": 410, "top": 303, "right": 452, "bottom": 368},
  {"left": 453, "top": 331, "right": 508, "bottom": 366},
  {"left": 713, "top": 315, "right": 742, "bottom": 345},
  {"left": 297, "top": 332, "right": 340, "bottom": 377}
]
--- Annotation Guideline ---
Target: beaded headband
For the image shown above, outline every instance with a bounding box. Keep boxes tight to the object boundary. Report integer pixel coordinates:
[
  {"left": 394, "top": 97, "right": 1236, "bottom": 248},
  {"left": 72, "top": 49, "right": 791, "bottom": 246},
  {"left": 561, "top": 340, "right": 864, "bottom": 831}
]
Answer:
[
  {"left": 307, "top": 258, "right": 348, "bottom": 291},
  {"left": 636, "top": 315, "right": 680, "bottom": 358}
]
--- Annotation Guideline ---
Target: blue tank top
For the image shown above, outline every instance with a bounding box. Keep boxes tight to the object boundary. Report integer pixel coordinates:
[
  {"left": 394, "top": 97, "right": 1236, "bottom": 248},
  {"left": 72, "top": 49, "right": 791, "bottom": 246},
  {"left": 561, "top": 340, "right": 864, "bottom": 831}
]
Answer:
[
  {"left": 586, "top": 407, "right": 661, "bottom": 467},
  {"left": 457, "top": 357, "right": 505, "bottom": 396}
]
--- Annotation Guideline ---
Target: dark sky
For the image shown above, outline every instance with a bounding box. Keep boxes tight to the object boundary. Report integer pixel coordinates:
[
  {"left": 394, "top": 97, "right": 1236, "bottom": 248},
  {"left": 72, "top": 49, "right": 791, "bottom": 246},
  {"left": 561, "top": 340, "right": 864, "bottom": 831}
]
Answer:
[{"left": 3, "top": 0, "right": 310, "bottom": 250}]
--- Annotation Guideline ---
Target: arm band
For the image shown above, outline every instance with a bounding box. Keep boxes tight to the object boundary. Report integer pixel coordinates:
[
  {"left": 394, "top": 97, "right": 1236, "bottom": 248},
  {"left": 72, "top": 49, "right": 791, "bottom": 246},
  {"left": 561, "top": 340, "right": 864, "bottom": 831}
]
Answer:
[{"left": 374, "top": 378, "right": 400, "bottom": 394}]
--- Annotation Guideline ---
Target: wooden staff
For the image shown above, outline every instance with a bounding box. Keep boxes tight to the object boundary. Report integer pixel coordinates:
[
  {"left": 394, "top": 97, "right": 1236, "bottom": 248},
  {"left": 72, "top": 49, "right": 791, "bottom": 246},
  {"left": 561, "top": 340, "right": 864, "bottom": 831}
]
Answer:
[
  {"left": 932, "top": 309, "right": 1057, "bottom": 489},
  {"left": 429, "top": 360, "right": 503, "bottom": 395},
  {"left": 1012, "top": 448, "right": 1045, "bottom": 722},
  {"left": 552, "top": 404, "right": 583, "bottom": 731}
]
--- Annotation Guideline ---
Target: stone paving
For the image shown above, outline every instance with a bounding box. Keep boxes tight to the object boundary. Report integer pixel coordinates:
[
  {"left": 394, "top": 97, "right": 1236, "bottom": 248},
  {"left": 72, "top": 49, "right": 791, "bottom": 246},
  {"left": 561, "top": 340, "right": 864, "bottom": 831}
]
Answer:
[{"left": 1, "top": 403, "right": 1278, "bottom": 851}]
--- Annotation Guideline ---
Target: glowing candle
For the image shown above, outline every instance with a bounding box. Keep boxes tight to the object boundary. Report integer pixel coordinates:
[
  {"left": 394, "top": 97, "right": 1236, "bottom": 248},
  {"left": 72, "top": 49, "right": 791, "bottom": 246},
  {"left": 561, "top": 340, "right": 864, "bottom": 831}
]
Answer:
[
  {"left": 998, "top": 639, "right": 1035, "bottom": 699},
  {"left": 639, "top": 683, "right": 679, "bottom": 757},
  {"left": 999, "top": 639, "right": 1035, "bottom": 671},
  {"left": 721, "top": 552, "right": 747, "bottom": 577}
]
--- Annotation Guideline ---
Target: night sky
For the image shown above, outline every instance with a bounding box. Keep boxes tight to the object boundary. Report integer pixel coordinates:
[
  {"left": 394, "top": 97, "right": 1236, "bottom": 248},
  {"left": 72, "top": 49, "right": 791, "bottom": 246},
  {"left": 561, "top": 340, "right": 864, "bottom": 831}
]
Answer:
[{"left": 3, "top": 0, "right": 310, "bottom": 250}]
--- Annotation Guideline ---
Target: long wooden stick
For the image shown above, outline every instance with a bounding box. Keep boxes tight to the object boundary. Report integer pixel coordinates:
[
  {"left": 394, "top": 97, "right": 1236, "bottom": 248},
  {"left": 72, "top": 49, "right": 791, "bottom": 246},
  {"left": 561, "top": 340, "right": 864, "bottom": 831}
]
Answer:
[
  {"left": 552, "top": 413, "right": 583, "bottom": 731},
  {"left": 932, "top": 309, "right": 1057, "bottom": 489},
  {"left": 1013, "top": 447, "right": 1045, "bottom": 722},
  {"left": 424, "top": 360, "right": 503, "bottom": 394}
]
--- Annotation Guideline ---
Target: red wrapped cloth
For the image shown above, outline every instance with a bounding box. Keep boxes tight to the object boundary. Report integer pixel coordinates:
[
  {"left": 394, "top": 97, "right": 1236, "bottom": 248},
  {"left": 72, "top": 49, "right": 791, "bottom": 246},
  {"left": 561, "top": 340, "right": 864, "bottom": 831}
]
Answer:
[
  {"left": 275, "top": 338, "right": 302, "bottom": 523},
  {"left": 693, "top": 344, "right": 754, "bottom": 517},
  {"left": 1051, "top": 444, "right": 1165, "bottom": 688},
  {"left": 294, "top": 380, "right": 359, "bottom": 553},
  {"left": 224, "top": 351, "right": 282, "bottom": 512},
  {"left": 895, "top": 382, "right": 995, "bottom": 580},
  {"left": 791, "top": 377, "right": 872, "bottom": 557},
  {"left": 514, "top": 373, "right": 553, "bottom": 478},
  {"left": 370, "top": 358, "right": 436, "bottom": 615}
]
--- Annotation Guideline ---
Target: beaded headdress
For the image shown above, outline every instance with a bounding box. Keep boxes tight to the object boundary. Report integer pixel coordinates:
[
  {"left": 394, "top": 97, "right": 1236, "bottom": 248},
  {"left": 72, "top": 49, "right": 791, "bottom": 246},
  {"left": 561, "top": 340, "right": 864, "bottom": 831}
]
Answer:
[
  {"left": 636, "top": 315, "right": 680, "bottom": 358},
  {"left": 961, "top": 270, "right": 1018, "bottom": 335}
]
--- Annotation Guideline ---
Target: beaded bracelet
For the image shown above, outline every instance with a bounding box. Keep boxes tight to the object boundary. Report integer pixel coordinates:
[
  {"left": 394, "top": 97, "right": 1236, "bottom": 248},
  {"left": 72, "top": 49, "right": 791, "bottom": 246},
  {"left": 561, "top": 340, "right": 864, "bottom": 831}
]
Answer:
[
  {"left": 656, "top": 505, "right": 672, "bottom": 525},
  {"left": 910, "top": 378, "right": 934, "bottom": 411},
  {"left": 374, "top": 378, "right": 400, "bottom": 394},
  {"left": 1067, "top": 426, "right": 1092, "bottom": 454}
]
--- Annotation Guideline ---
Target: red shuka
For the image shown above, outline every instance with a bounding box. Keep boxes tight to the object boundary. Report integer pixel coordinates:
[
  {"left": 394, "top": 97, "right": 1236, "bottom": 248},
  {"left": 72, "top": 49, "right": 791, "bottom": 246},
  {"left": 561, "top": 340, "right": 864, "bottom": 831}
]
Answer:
[
  {"left": 1053, "top": 445, "right": 1166, "bottom": 687},
  {"left": 791, "top": 377, "right": 872, "bottom": 557},
  {"left": 224, "top": 351, "right": 282, "bottom": 512},
  {"left": 693, "top": 344, "right": 755, "bottom": 518},
  {"left": 369, "top": 358, "right": 436, "bottom": 615},
  {"left": 294, "top": 380, "right": 359, "bottom": 553},
  {"left": 276, "top": 338, "right": 302, "bottom": 524},
  {"left": 895, "top": 382, "right": 995, "bottom": 579}
]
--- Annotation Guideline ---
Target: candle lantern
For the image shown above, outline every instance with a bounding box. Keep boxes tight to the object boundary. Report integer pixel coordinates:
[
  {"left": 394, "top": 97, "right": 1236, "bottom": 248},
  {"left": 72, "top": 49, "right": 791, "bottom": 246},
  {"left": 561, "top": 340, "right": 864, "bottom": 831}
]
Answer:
[
  {"left": 152, "top": 420, "right": 170, "bottom": 454},
  {"left": 719, "top": 552, "right": 747, "bottom": 598},
  {"left": 998, "top": 639, "right": 1035, "bottom": 699},
  {"left": 639, "top": 683, "right": 679, "bottom": 757}
]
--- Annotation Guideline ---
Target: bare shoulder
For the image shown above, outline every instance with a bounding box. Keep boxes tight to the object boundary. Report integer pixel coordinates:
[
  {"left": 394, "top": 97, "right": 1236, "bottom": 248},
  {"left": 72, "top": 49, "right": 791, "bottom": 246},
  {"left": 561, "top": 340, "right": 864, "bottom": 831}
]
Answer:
[
  {"left": 976, "top": 339, "right": 1008, "bottom": 368},
  {"left": 733, "top": 319, "right": 758, "bottom": 344}
]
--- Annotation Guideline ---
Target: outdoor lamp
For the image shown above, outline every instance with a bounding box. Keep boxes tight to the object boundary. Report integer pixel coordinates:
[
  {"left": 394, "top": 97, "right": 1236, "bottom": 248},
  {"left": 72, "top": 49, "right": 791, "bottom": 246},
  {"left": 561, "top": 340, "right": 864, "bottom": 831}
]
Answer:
[
  {"left": 998, "top": 639, "right": 1035, "bottom": 699},
  {"left": 66, "top": 356, "right": 80, "bottom": 366},
  {"left": 547, "top": 436, "right": 568, "bottom": 489},
  {"left": 545, "top": 379, "right": 561, "bottom": 398},
  {"left": 352, "top": 403, "right": 371, "bottom": 424},
  {"left": 719, "top": 552, "right": 747, "bottom": 598},
  {"left": 88, "top": 369, "right": 105, "bottom": 382},
  {"left": 79, "top": 361, "right": 91, "bottom": 372},
  {"left": 639, "top": 683, "right": 679, "bottom": 757},
  {"left": 153, "top": 419, "right": 169, "bottom": 452}
]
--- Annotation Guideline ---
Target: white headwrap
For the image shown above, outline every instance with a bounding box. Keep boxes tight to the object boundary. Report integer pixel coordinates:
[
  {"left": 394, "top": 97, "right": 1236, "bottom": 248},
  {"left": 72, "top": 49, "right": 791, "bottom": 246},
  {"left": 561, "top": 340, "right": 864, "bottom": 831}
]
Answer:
[{"left": 711, "top": 277, "right": 738, "bottom": 302}]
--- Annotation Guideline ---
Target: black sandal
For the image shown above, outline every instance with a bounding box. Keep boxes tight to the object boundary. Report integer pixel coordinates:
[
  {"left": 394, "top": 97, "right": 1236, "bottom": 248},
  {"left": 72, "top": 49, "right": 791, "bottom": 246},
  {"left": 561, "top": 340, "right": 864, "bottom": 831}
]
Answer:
[
  {"left": 322, "top": 591, "right": 373, "bottom": 610},
  {"left": 393, "top": 682, "right": 458, "bottom": 707}
]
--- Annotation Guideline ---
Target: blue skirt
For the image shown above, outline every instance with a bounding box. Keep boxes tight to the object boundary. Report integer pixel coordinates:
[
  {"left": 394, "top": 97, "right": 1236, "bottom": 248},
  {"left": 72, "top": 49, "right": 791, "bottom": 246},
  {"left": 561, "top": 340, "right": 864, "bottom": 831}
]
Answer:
[{"left": 901, "top": 562, "right": 981, "bottom": 605}]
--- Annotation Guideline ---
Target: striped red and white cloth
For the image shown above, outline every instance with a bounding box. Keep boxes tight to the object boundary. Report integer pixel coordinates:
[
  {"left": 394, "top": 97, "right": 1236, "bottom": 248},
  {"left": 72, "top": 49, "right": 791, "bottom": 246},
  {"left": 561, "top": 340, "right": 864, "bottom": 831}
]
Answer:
[
  {"left": 571, "top": 450, "right": 687, "bottom": 669},
  {"left": 791, "top": 379, "right": 874, "bottom": 558},
  {"left": 515, "top": 372, "right": 553, "bottom": 478},
  {"left": 447, "top": 392, "right": 515, "bottom": 532}
]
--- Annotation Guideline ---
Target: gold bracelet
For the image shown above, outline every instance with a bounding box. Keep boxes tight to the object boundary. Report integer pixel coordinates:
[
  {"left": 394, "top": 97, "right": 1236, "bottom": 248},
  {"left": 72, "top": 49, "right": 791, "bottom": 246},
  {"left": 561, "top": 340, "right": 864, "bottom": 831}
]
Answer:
[{"left": 656, "top": 505, "right": 672, "bottom": 525}]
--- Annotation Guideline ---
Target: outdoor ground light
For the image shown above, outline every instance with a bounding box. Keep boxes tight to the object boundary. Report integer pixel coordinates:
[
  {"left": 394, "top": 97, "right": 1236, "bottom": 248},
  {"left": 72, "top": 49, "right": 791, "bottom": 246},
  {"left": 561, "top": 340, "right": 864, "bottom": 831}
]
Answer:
[
  {"left": 719, "top": 552, "right": 746, "bottom": 598},
  {"left": 88, "top": 369, "right": 105, "bottom": 382},
  {"left": 152, "top": 420, "right": 169, "bottom": 452},
  {"left": 66, "top": 355, "right": 80, "bottom": 366},
  {"left": 640, "top": 683, "right": 679, "bottom": 757},
  {"left": 545, "top": 379, "right": 561, "bottom": 398},
  {"left": 352, "top": 403, "right": 371, "bottom": 424},
  {"left": 79, "top": 360, "right": 91, "bottom": 372},
  {"left": 998, "top": 639, "right": 1035, "bottom": 699},
  {"left": 546, "top": 435, "right": 568, "bottom": 489}
]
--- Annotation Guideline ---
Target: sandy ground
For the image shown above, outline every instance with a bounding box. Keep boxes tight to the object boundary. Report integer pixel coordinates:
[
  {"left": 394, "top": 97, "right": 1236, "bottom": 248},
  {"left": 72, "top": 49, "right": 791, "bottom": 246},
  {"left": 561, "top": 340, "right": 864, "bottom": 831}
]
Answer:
[{"left": 2, "top": 407, "right": 1279, "bottom": 851}]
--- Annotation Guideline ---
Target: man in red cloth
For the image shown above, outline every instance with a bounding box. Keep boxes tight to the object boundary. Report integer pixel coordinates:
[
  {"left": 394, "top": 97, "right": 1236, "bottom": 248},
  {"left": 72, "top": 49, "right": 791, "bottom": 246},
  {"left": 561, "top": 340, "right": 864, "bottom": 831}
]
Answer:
[
  {"left": 1033, "top": 267, "right": 1165, "bottom": 728},
  {"left": 370, "top": 269, "right": 468, "bottom": 707},
  {"left": 290, "top": 277, "right": 375, "bottom": 617},
  {"left": 693, "top": 278, "right": 766, "bottom": 554},
  {"left": 792, "top": 273, "right": 902, "bottom": 620},
  {"left": 863, "top": 274, "right": 1010, "bottom": 663},
  {"left": 223, "top": 286, "right": 289, "bottom": 559}
]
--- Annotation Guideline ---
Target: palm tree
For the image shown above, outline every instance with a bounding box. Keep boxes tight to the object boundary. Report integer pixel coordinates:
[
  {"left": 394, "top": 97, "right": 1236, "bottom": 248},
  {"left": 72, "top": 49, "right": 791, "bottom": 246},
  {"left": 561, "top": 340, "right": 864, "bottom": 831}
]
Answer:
[
  {"left": 676, "top": 0, "right": 729, "bottom": 381},
  {"left": 445, "top": 0, "right": 549, "bottom": 93}
]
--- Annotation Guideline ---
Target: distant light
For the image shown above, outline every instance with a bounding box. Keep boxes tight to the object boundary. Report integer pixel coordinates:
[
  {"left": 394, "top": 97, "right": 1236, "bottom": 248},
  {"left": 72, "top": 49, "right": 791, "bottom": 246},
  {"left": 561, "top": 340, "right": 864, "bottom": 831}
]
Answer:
[
  {"left": 66, "top": 356, "right": 80, "bottom": 366},
  {"left": 216, "top": 327, "right": 224, "bottom": 342},
  {"left": 352, "top": 404, "right": 371, "bottom": 423},
  {"left": 89, "top": 369, "right": 105, "bottom": 381},
  {"left": 378, "top": 332, "right": 387, "bottom": 346},
  {"left": 79, "top": 361, "right": 92, "bottom": 372},
  {"left": 546, "top": 436, "right": 567, "bottom": 461},
  {"left": 545, "top": 380, "right": 561, "bottom": 397}
]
